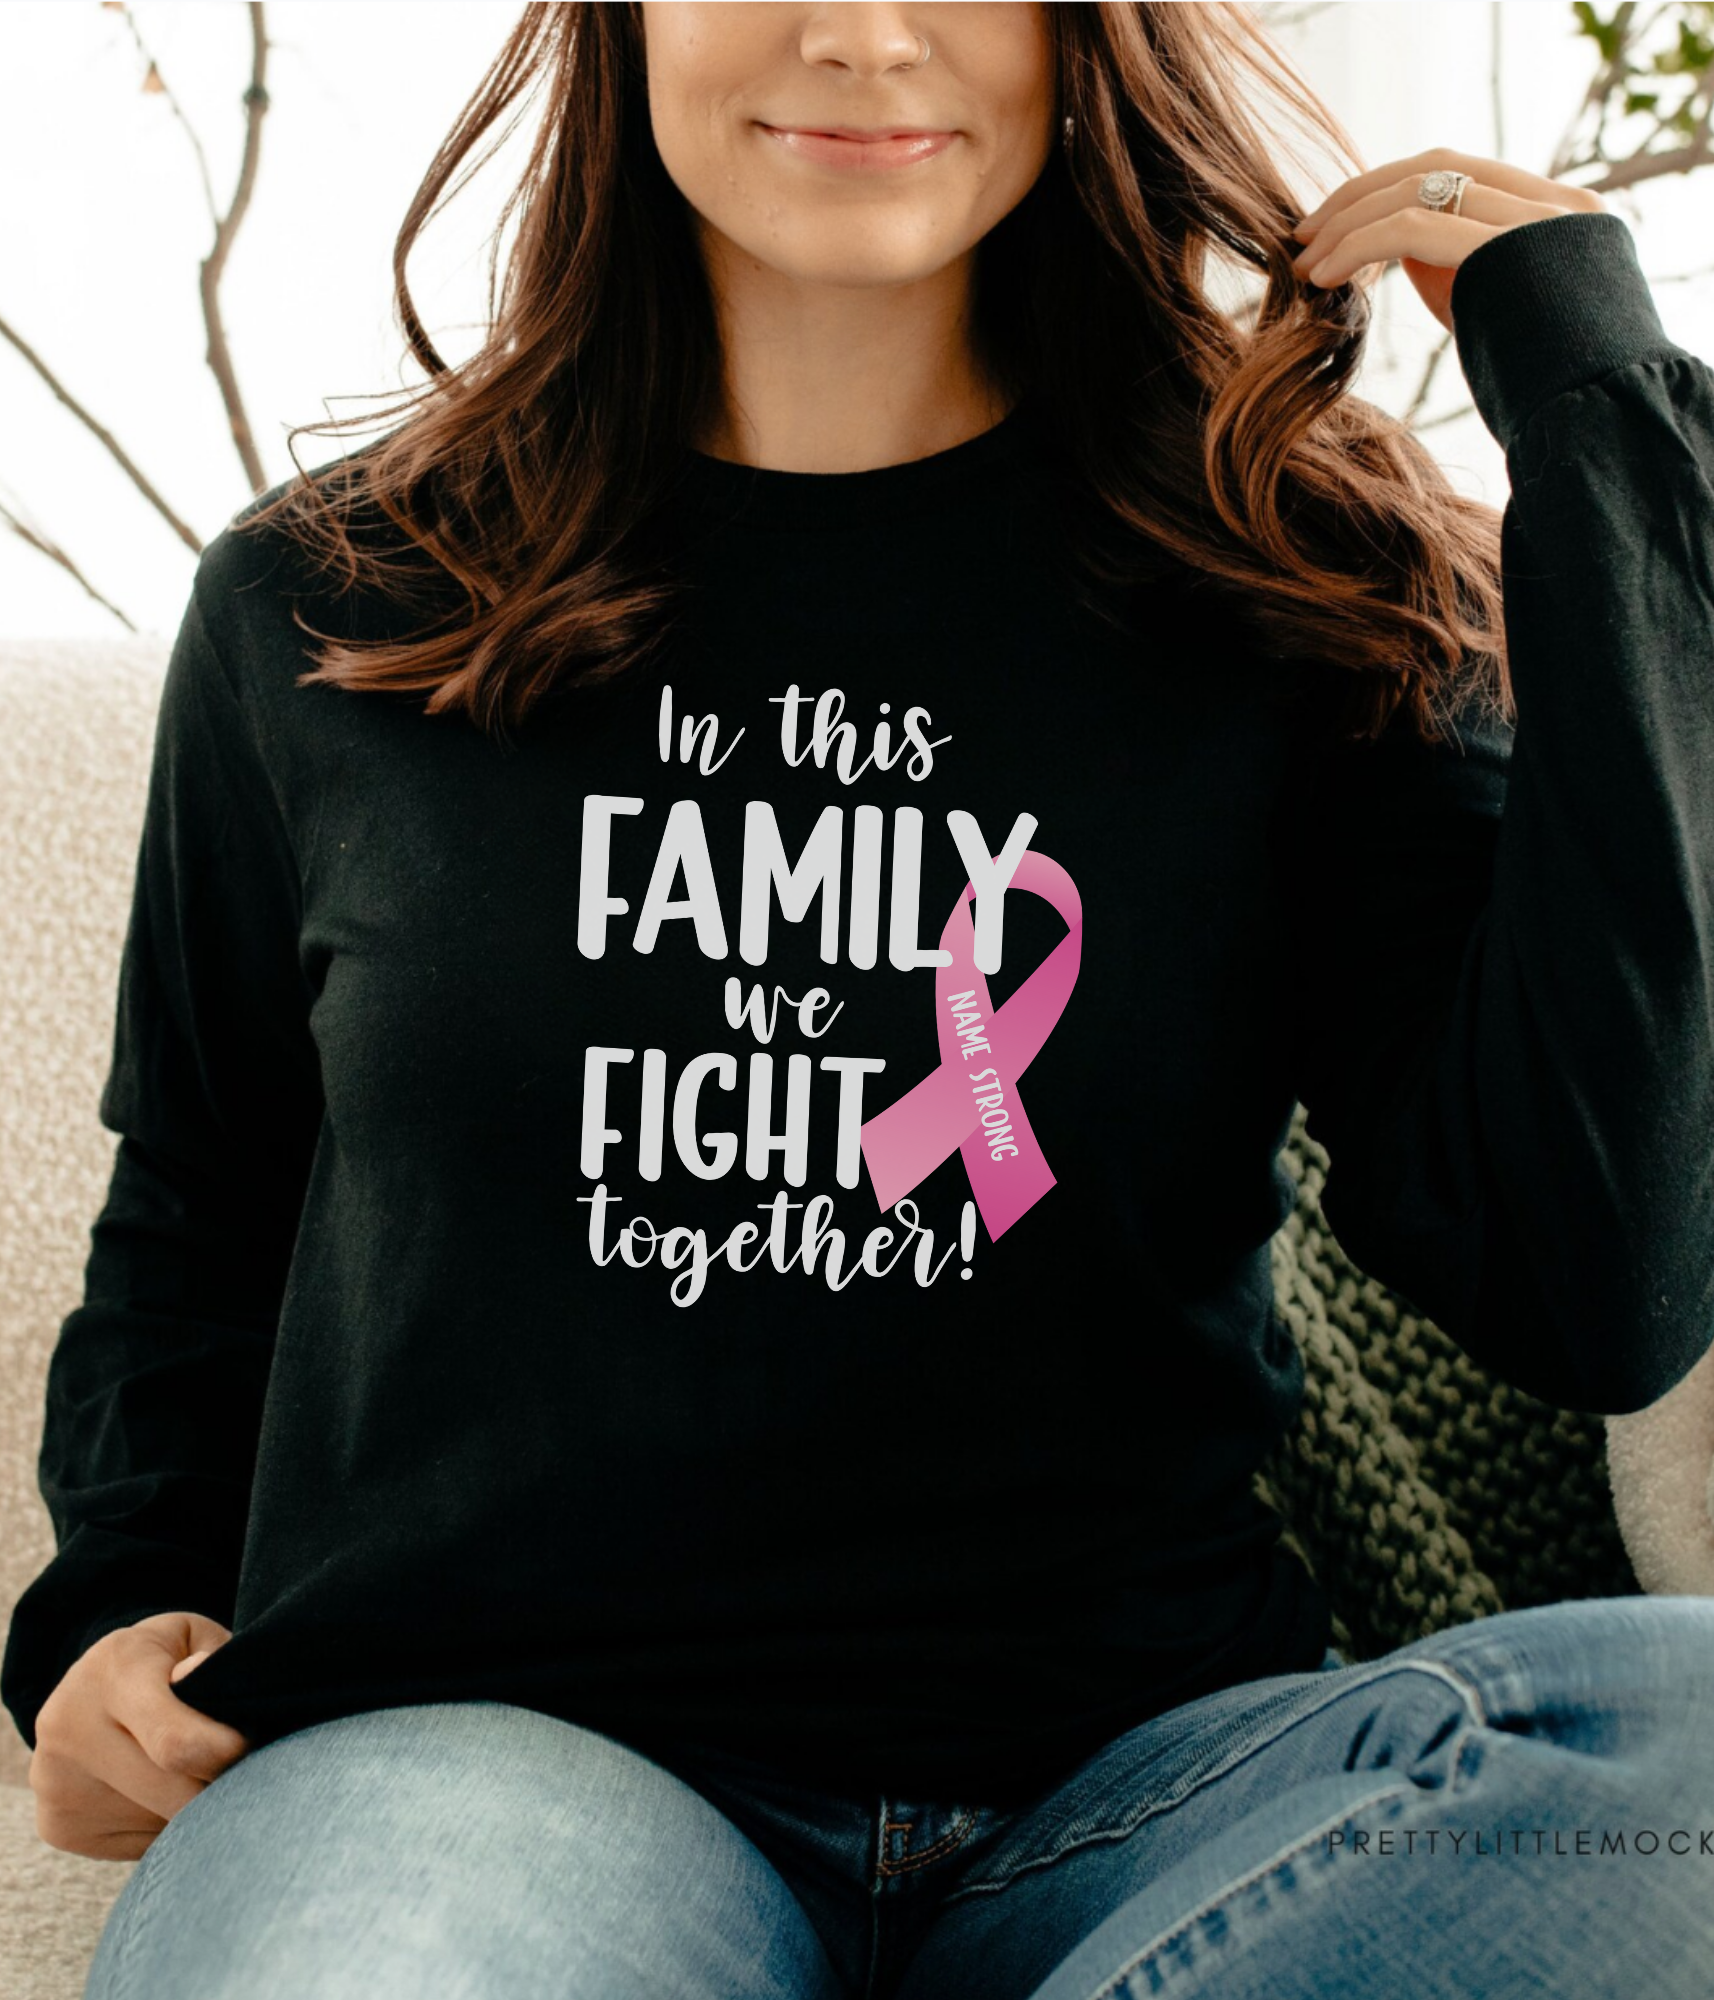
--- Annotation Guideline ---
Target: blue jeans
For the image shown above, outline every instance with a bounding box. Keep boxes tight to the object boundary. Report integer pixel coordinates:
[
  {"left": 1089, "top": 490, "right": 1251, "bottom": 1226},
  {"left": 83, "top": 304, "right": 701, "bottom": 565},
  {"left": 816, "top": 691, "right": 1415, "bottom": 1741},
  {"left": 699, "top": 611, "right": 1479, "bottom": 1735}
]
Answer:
[{"left": 84, "top": 1594, "right": 1714, "bottom": 1999}]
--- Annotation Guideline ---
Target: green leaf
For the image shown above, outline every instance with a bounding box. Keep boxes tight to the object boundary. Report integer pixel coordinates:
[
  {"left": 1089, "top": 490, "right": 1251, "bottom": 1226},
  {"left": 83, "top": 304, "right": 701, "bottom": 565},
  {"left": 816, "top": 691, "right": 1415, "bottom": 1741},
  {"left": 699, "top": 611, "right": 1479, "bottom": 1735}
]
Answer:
[{"left": 1571, "top": 0, "right": 1625, "bottom": 63}]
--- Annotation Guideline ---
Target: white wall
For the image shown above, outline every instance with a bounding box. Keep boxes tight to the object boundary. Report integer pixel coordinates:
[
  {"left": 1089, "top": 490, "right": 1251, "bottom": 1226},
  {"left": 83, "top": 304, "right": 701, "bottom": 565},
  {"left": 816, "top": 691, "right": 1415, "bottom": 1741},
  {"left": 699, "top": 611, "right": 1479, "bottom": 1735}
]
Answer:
[{"left": 2, "top": 0, "right": 1710, "bottom": 639}]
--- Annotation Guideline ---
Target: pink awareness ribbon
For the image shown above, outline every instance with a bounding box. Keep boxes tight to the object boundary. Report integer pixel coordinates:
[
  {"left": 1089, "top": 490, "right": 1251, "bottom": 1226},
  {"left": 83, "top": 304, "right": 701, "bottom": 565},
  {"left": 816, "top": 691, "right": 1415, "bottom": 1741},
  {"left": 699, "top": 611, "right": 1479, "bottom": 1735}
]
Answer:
[{"left": 860, "top": 850, "right": 1082, "bottom": 1241}]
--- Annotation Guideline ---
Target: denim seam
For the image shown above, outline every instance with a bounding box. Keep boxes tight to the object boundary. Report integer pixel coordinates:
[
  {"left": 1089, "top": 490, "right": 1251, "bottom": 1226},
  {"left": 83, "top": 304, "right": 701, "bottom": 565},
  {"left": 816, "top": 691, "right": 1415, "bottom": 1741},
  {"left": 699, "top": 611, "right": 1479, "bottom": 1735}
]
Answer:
[
  {"left": 1073, "top": 1779, "right": 1421, "bottom": 2000},
  {"left": 878, "top": 1806, "right": 979, "bottom": 1876},
  {"left": 941, "top": 1656, "right": 1491, "bottom": 1906},
  {"left": 863, "top": 1805, "right": 885, "bottom": 2000}
]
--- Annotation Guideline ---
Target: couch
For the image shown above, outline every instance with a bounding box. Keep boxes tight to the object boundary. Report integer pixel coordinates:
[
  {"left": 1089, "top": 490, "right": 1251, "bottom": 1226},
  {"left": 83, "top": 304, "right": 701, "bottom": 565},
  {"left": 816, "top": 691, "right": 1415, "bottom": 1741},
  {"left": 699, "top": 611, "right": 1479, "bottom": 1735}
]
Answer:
[{"left": 3, "top": 634, "right": 1710, "bottom": 2000}]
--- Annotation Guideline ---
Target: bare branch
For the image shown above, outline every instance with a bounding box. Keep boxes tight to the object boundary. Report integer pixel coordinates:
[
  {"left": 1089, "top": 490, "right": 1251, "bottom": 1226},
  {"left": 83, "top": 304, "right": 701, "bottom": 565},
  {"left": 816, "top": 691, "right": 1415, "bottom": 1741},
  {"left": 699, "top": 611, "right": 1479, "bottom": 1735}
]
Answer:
[
  {"left": 1491, "top": 0, "right": 1506, "bottom": 159},
  {"left": 200, "top": 2, "right": 271, "bottom": 494},
  {"left": 115, "top": 1, "right": 220, "bottom": 230},
  {"left": 1585, "top": 130, "right": 1714, "bottom": 191},
  {"left": 1251, "top": 3, "right": 1344, "bottom": 29},
  {"left": 0, "top": 313, "right": 202, "bottom": 552},
  {"left": 3, "top": 0, "right": 276, "bottom": 605},
  {"left": 0, "top": 496, "right": 137, "bottom": 630},
  {"left": 1403, "top": 330, "right": 1456, "bottom": 429},
  {"left": 1410, "top": 400, "right": 1480, "bottom": 435}
]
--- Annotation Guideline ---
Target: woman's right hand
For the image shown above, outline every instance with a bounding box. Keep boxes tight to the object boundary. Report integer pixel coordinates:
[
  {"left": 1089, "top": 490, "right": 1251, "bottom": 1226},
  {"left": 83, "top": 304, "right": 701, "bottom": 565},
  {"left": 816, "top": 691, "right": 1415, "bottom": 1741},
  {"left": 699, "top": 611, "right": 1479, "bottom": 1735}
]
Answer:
[{"left": 29, "top": 1610, "right": 254, "bottom": 1860}]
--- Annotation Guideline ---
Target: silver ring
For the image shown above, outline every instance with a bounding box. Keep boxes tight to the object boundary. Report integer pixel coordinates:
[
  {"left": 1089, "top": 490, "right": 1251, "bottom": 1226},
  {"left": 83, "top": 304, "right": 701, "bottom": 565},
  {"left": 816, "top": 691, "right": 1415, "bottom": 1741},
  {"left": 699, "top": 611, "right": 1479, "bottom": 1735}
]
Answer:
[
  {"left": 1417, "top": 169, "right": 1471, "bottom": 216},
  {"left": 897, "top": 34, "right": 930, "bottom": 71}
]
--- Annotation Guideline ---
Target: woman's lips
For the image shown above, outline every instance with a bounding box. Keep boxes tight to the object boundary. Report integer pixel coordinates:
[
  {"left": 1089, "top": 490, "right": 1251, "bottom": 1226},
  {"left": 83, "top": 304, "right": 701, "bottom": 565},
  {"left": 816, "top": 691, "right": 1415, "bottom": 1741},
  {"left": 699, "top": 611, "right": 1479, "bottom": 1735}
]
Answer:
[{"left": 758, "top": 125, "right": 957, "bottom": 171}]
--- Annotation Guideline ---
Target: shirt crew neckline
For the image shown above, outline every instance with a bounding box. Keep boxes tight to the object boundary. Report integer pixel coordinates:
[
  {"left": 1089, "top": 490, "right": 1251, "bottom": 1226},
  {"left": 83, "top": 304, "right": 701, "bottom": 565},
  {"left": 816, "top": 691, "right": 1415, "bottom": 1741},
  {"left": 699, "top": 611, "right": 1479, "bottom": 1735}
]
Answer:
[{"left": 674, "top": 394, "right": 1039, "bottom": 531}]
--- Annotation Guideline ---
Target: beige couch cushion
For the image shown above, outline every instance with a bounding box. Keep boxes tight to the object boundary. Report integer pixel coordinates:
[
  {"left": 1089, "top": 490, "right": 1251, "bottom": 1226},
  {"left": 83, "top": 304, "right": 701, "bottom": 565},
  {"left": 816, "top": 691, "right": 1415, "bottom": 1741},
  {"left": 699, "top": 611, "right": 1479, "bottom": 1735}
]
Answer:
[
  {"left": 1, "top": 638, "right": 166, "bottom": 1992},
  {"left": 0, "top": 1784, "right": 131, "bottom": 2000}
]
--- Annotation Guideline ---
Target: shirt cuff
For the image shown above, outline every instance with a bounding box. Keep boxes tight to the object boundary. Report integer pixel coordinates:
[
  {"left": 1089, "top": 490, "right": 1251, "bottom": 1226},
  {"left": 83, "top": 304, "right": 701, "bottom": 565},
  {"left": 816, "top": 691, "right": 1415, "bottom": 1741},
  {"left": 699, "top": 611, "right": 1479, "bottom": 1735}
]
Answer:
[{"left": 1449, "top": 208, "right": 1683, "bottom": 453}]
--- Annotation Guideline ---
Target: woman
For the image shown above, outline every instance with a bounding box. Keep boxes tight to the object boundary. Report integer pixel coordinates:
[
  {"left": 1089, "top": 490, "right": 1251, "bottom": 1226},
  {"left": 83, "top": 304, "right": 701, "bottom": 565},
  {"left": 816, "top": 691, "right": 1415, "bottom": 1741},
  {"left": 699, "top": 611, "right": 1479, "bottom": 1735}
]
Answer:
[{"left": 8, "top": 3, "right": 1714, "bottom": 1995}]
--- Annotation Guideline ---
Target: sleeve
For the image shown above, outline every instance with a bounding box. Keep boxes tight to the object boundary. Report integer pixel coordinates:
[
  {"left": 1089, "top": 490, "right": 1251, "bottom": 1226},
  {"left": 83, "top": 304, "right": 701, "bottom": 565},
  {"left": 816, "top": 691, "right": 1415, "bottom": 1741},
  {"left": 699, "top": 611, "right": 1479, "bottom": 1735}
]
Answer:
[
  {"left": 1, "top": 552, "right": 323, "bottom": 1752},
  {"left": 1285, "top": 208, "right": 1714, "bottom": 1420}
]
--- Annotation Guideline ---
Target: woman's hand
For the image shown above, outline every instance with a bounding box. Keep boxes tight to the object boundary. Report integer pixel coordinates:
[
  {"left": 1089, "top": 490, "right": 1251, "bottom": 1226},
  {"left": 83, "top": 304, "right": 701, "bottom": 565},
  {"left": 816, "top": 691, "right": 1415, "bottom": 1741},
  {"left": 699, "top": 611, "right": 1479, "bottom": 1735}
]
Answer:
[
  {"left": 28, "top": 1610, "right": 253, "bottom": 1861},
  {"left": 1288, "top": 148, "right": 1608, "bottom": 332}
]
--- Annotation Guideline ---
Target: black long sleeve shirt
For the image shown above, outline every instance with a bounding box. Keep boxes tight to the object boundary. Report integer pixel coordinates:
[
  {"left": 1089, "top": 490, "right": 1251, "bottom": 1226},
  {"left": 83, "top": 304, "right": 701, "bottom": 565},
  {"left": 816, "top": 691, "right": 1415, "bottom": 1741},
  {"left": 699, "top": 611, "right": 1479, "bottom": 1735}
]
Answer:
[{"left": 5, "top": 210, "right": 1712, "bottom": 1802}]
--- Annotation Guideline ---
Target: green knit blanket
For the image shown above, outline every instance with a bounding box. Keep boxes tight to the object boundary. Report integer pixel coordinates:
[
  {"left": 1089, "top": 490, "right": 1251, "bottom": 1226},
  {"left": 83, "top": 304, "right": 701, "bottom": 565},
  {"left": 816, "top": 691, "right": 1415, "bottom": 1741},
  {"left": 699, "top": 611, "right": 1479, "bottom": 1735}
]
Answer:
[{"left": 1258, "top": 1104, "right": 1640, "bottom": 1662}]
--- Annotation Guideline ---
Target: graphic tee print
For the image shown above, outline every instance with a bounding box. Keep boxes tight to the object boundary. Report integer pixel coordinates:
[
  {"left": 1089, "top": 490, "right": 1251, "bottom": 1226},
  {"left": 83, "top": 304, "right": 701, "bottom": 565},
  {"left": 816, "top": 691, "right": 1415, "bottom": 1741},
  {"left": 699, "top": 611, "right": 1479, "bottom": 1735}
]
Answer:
[{"left": 576, "top": 687, "right": 1083, "bottom": 1301}]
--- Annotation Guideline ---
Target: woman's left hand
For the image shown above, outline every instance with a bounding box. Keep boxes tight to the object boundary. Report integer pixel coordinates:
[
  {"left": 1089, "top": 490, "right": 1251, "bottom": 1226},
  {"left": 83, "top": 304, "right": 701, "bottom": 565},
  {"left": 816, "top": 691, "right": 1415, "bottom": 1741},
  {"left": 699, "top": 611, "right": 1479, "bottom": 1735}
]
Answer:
[{"left": 1288, "top": 149, "right": 1608, "bottom": 333}]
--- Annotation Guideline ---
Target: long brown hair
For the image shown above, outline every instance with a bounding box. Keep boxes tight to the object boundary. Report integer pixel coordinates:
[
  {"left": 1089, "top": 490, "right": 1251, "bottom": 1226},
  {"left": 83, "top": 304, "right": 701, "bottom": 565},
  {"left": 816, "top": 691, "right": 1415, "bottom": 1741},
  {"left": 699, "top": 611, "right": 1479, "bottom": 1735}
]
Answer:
[{"left": 238, "top": 1, "right": 1510, "bottom": 750}]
